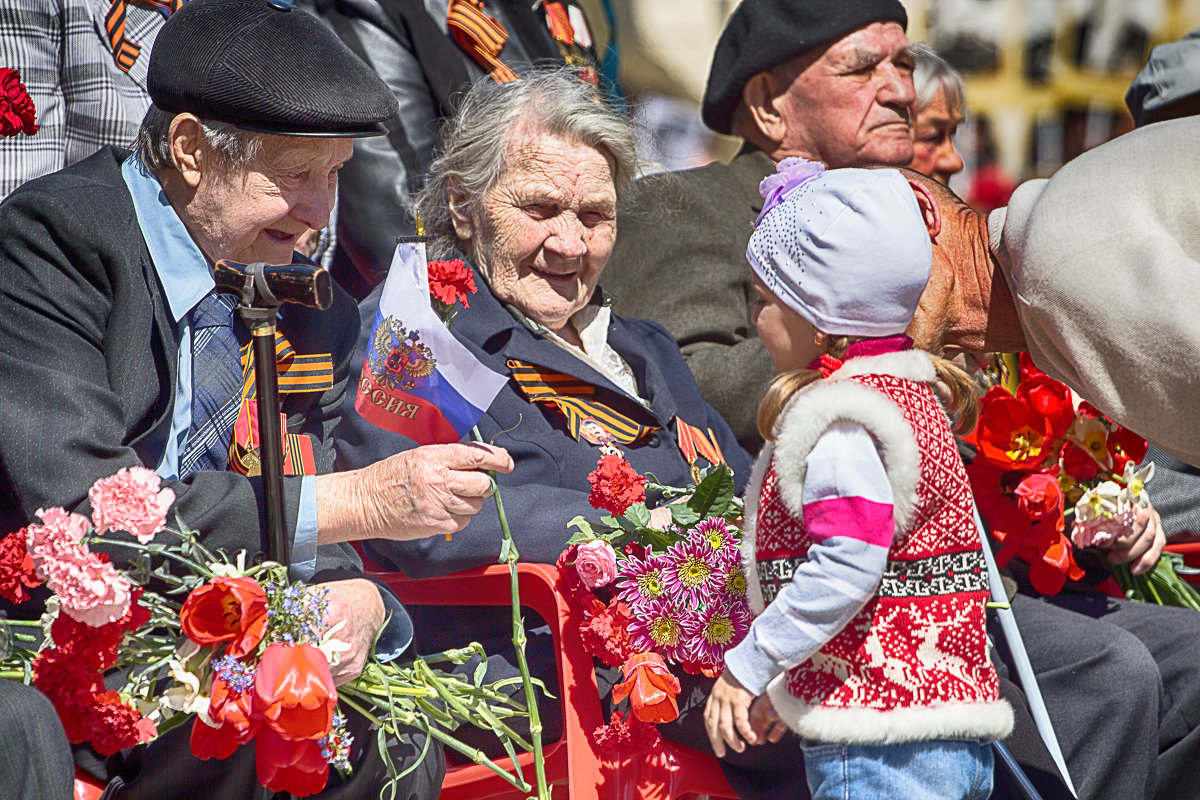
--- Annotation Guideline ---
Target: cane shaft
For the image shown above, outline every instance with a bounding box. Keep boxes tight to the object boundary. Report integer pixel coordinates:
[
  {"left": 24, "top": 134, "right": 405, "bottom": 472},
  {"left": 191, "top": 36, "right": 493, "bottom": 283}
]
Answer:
[{"left": 252, "top": 324, "right": 290, "bottom": 574}]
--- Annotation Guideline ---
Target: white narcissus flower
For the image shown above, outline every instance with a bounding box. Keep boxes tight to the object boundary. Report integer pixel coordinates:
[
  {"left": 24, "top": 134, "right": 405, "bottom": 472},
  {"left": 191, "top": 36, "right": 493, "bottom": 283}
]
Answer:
[
  {"left": 162, "top": 638, "right": 214, "bottom": 724},
  {"left": 1119, "top": 461, "right": 1154, "bottom": 509},
  {"left": 1068, "top": 414, "right": 1113, "bottom": 470},
  {"left": 208, "top": 551, "right": 249, "bottom": 578},
  {"left": 318, "top": 619, "right": 352, "bottom": 667},
  {"left": 1075, "top": 480, "right": 1121, "bottom": 522}
]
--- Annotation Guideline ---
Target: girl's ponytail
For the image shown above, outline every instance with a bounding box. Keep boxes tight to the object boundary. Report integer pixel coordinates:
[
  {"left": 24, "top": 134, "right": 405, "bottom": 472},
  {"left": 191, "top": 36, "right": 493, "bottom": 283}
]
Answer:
[{"left": 756, "top": 336, "right": 848, "bottom": 442}]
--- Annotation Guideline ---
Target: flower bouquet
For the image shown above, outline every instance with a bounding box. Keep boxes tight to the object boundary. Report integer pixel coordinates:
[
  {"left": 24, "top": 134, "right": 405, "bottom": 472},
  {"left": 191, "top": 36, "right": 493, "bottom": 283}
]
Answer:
[
  {"left": 968, "top": 354, "right": 1200, "bottom": 608},
  {"left": 0, "top": 468, "right": 540, "bottom": 797},
  {"left": 558, "top": 455, "right": 750, "bottom": 752}
]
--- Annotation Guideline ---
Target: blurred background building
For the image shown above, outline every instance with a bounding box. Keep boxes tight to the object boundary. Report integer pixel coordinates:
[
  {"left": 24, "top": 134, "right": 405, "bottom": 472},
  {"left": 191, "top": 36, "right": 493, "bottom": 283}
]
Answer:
[{"left": 614, "top": 0, "right": 1200, "bottom": 196}]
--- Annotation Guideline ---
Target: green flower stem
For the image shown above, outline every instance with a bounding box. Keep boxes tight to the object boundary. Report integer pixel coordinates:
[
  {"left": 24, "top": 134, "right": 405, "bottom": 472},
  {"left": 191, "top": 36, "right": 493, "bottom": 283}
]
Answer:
[
  {"left": 338, "top": 689, "right": 533, "bottom": 793},
  {"left": 470, "top": 426, "right": 548, "bottom": 800},
  {"left": 0, "top": 620, "right": 43, "bottom": 628}
]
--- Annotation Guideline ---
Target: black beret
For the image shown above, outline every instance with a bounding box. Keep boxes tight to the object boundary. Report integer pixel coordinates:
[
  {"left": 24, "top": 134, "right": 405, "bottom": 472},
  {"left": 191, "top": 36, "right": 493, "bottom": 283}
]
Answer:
[
  {"left": 148, "top": 0, "right": 398, "bottom": 137},
  {"left": 702, "top": 0, "right": 908, "bottom": 135}
]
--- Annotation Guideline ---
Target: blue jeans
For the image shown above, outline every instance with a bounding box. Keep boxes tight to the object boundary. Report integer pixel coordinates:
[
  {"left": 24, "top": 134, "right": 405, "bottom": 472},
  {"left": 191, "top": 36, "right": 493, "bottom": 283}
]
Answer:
[{"left": 801, "top": 739, "right": 994, "bottom": 800}]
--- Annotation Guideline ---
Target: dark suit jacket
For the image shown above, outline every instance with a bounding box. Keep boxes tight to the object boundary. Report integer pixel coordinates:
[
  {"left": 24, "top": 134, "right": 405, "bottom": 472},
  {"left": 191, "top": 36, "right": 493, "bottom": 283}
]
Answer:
[
  {"left": 334, "top": 265, "right": 752, "bottom": 578},
  {"left": 603, "top": 146, "right": 777, "bottom": 449},
  {"left": 0, "top": 147, "right": 360, "bottom": 574}
]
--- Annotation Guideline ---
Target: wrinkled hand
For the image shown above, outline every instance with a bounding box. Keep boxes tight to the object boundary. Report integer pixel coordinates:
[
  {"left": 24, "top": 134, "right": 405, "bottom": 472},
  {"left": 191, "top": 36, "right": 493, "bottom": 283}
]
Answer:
[
  {"left": 704, "top": 669, "right": 758, "bottom": 757},
  {"left": 748, "top": 694, "right": 788, "bottom": 745},
  {"left": 315, "top": 578, "right": 385, "bottom": 686},
  {"left": 1105, "top": 503, "right": 1164, "bottom": 576},
  {"left": 319, "top": 442, "right": 514, "bottom": 543}
]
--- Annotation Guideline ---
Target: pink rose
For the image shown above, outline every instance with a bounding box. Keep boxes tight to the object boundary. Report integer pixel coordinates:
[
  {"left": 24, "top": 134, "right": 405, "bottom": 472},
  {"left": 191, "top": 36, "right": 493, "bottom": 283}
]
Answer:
[
  {"left": 89, "top": 467, "right": 174, "bottom": 543},
  {"left": 1070, "top": 507, "right": 1136, "bottom": 550},
  {"left": 575, "top": 540, "right": 618, "bottom": 589},
  {"left": 27, "top": 507, "right": 132, "bottom": 626}
]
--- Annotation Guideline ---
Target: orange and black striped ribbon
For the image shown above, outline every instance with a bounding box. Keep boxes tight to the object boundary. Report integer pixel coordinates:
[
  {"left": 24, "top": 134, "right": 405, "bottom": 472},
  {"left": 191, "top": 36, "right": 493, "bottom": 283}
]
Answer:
[
  {"left": 675, "top": 417, "right": 728, "bottom": 469},
  {"left": 105, "top": 0, "right": 184, "bottom": 73},
  {"left": 507, "top": 359, "right": 657, "bottom": 445},
  {"left": 238, "top": 333, "right": 334, "bottom": 399},
  {"left": 446, "top": 0, "right": 519, "bottom": 83}
]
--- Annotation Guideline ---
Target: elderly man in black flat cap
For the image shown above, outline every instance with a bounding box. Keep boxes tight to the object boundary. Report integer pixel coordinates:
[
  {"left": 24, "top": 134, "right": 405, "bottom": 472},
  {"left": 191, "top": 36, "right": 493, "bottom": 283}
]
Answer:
[{"left": 0, "top": 0, "right": 516, "bottom": 797}]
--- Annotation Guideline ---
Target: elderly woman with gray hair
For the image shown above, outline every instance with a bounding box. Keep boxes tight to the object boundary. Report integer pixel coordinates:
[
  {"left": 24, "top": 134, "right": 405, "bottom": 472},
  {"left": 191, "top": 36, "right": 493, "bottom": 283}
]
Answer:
[{"left": 334, "top": 66, "right": 750, "bottom": 751}]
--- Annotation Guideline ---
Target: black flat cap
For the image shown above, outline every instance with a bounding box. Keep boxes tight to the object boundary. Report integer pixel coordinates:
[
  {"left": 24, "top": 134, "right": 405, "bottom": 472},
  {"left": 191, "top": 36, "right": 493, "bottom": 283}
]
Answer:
[
  {"left": 148, "top": 0, "right": 398, "bottom": 137},
  {"left": 702, "top": 0, "right": 908, "bottom": 135}
]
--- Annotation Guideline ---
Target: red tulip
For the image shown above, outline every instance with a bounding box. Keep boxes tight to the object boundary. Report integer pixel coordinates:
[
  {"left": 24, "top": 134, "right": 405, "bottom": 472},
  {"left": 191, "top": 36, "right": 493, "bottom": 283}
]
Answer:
[
  {"left": 190, "top": 716, "right": 243, "bottom": 761},
  {"left": 612, "top": 652, "right": 681, "bottom": 724},
  {"left": 976, "top": 390, "right": 1053, "bottom": 471},
  {"left": 1017, "top": 376, "right": 1074, "bottom": 442},
  {"left": 1013, "top": 472, "right": 1064, "bottom": 526},
  {"left": 255, "top": 726, "right": 330, "bottom": 797},
  {"left": 253, "top": 644, "right": 336, "bottom": 741},
  {"left": 1108, "top": 426, "right": 1149, "bottom": 474},
  {"left": 180, "top": 577, "right": 268, "bottom": 658}
]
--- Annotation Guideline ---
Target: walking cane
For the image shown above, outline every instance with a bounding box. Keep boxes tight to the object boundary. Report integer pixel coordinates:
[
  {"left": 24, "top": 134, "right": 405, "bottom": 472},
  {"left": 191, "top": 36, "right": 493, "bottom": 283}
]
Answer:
[
  {"left": 216, "top": 259, "right": 332, "bottom": 800},
  {"left": 214, "top": 259, "right": 332, "bottom": 574}
]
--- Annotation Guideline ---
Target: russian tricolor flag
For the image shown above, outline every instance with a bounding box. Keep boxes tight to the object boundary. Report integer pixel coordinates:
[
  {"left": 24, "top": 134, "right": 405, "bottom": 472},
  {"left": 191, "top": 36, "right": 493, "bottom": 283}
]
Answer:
[{"left": 354, "top": 240, "right": 507, "bottom": 444}]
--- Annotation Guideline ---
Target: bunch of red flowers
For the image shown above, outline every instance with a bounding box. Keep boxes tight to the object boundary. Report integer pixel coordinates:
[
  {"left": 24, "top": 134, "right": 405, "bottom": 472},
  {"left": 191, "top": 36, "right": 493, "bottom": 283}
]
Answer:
[
  {"left": 563, "top": 455, "right": 749, "bottom": 754},
  {"left": 968, "top": 356, "right": 1148, "bottom": 594}
]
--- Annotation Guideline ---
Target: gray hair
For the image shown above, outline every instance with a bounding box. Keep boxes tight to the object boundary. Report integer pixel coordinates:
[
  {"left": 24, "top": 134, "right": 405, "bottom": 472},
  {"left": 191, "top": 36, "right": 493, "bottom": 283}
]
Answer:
[
  {"left": 910, "top": 43, "right": 965, "bottom": 115},
  {"left": 135, "top": 105, "right": 263, "bottom": 173},
  {"left": 417, "top": 67, "right": 640, "bottom": 258}
]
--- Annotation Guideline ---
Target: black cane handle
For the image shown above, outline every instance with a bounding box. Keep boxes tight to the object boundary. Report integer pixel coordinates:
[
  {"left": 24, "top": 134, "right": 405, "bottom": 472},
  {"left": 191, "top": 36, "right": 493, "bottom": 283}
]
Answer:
[{"left": 213, "top": 259, "right": 332, "bottom": 310}]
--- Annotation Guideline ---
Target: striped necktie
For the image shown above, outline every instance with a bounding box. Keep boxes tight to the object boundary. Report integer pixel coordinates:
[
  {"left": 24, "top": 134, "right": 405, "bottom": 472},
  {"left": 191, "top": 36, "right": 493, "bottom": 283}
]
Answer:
[
  {"left": 446, "top": 0, "right": 519, "bottom": 83},
  {"left": 105, "top": 0, "right": 184, "bottom": 73},
  {"left": 179, "top": 292, "right": 243, "bottom": 478}
]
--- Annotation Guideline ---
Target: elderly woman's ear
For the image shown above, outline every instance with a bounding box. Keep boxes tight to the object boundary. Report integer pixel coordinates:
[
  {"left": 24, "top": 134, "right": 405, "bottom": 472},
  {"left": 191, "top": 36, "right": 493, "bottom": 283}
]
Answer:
[
  {"left": 166, "top": 113, "right": 208, "bottom": 187},
  {"left": 447, "top": 179, "right": 476, "bottom": 244}
]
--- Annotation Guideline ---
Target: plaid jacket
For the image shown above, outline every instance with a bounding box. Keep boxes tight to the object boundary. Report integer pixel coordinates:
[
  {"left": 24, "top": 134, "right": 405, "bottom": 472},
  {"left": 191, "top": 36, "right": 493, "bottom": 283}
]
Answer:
[{"left": 0, "top": 0, "right": 161, "bottom": 199}]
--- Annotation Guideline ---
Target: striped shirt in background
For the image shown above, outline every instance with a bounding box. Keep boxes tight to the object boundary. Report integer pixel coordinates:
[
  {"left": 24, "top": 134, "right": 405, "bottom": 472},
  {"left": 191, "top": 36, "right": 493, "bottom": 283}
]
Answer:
[{"left": 0, "top": 0, "right": 163, "bottom": 200}]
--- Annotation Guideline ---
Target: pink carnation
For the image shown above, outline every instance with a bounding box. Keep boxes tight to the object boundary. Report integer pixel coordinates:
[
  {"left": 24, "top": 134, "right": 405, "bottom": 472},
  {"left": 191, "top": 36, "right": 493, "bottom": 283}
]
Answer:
[
  {"left": 28, "top": 508, "right": 132, "bottom": 627},
  {"left": 575, "top": 540, "right": 618, "bottom": 589},
  {"left": 1071, "top": 507, "right": 1136, "bottom": 550},
  {"left": 89, "top": 467, "right": 174, "bottom": 543}
]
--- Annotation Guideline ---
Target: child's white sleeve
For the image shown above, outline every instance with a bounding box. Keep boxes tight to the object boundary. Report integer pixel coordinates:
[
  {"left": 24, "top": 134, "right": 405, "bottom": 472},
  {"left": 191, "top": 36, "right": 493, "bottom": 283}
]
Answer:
[{"left": 724, "top": 421, "right": 894, "bottom": 696}]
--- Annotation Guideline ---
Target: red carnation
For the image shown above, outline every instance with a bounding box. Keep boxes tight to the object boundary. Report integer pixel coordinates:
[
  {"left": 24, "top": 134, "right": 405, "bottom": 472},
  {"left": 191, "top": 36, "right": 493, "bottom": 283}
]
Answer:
[
  {"left": 593, "top": 709, "right": 662, "bottom": 755},
  {"left": 587, "top": 454, "right": 646, "bottom": 516},
  {"left": 0, "top": 528, "right": 41, "bottom": 603},
  {"left": 86, "top": 690, "right": 157, "bottom": 756},
  {"left": 427, "top": 259, "right": 476, "bottom": 309},
  {"left": 579, "top": 599, "right": 636, "bottom": 667},
  {"left": 0, "top": 68, "right": 38, "bottom": 138}
]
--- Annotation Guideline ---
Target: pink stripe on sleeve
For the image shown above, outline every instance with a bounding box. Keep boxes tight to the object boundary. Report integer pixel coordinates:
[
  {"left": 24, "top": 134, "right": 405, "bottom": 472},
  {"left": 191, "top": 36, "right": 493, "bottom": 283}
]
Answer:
[{"left": 802, "top": 495, "right": 894, "bottom": 547}]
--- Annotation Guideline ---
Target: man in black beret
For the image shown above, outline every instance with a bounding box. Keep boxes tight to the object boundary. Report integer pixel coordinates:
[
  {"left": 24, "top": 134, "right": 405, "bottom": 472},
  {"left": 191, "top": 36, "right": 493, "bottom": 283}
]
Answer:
[
  {"left": 603, "top": 0, "right": 913, "bottom": 454},
  {"left": 0, "top": 0, "right": 515, "bottom": 797}
]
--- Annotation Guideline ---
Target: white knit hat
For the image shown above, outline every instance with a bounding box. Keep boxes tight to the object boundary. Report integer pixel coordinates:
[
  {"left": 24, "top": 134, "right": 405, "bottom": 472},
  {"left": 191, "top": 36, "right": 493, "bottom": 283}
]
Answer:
[{"left": 746, "top": 160, "right": 932, "bottom": 337}]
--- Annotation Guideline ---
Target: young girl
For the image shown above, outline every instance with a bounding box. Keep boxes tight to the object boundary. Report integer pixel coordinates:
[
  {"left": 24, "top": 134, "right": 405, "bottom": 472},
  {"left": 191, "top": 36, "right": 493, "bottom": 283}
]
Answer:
[{"left": 704, "top": 160, "right": 1012, "bottom": 800}]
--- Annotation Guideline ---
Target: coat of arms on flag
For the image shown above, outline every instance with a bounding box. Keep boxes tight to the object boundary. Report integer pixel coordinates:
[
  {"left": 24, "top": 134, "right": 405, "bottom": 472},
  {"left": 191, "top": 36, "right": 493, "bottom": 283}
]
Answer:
[{"left": 368, "top": 320, "right": 437, "bottom": 391}]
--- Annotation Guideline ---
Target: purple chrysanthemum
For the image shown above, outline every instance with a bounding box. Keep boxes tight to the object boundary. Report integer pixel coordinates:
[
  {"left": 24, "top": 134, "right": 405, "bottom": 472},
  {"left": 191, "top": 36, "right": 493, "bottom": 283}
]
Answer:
[
  {"left": 721, "top": 563, "right": 749, "bottom": 600},
  {"left": 682, "top": 597, "right": 752, "bottom": 666},
  {"left": 660, "top": 539, "right": 724, "bottom": 607},
  {"left": 689, "top": 517, "right": 737, "bottom": 560},
  {"left": 627, "top": 597, "right": 688, "bottom": 660},
  {"left": 615, "top": 554, "right": 668, "bottom": 610}
]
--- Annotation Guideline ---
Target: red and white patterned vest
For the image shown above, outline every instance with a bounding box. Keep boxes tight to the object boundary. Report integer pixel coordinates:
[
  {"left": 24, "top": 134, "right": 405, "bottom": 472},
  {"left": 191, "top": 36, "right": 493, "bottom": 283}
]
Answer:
[{"left": 747, "top": 355, "right": 1010, "bottom": 744}]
